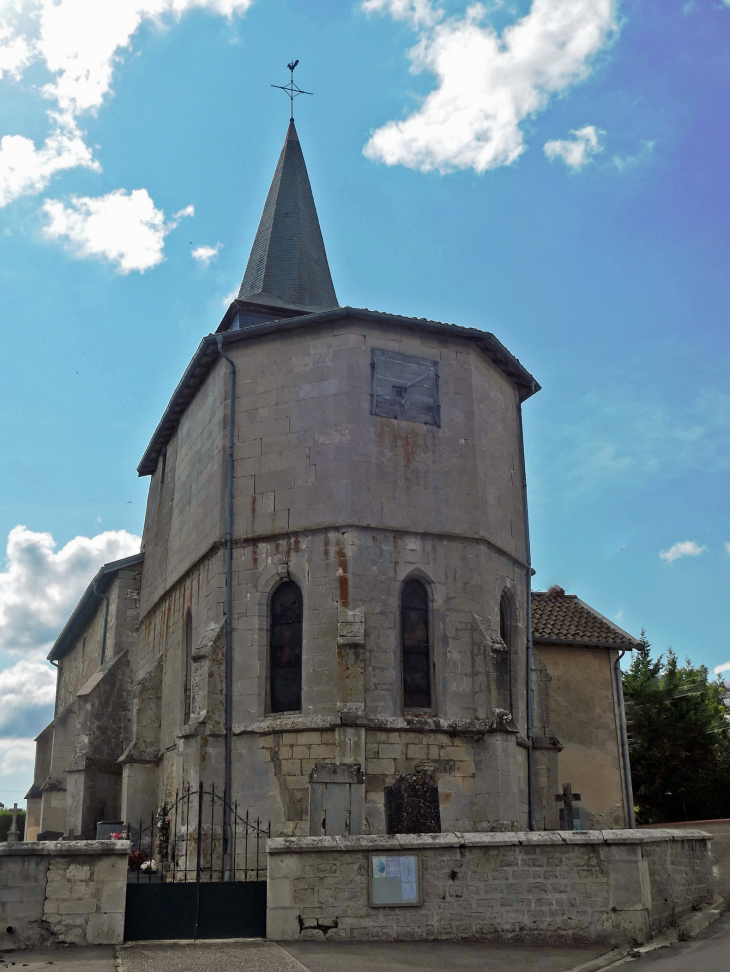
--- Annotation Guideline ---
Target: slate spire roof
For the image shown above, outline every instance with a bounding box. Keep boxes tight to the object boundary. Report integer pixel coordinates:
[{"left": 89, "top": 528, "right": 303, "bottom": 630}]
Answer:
[{"left": 237, "top": 119, "right": 338, "bottom": 313}]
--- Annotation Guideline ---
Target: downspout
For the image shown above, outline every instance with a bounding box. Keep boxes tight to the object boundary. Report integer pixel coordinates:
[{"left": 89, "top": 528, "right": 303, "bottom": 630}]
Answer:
[
  {"left": 614, "top": 649, "right": 636, "bottom": 828},
  {"left": 216, "top": 334, "right": 236, "bottom": 879},
  {"left": 517, "top": 401, "right": 536, "bottom": 831},
  {"left": 50, "top": 659, "right": 60, "bottom": 716},
  {"left": 93, "top": 580, "right": 110, "bottom": 666}
]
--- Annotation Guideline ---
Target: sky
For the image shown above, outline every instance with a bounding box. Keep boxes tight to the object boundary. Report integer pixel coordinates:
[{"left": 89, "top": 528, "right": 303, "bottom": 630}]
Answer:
[{"left": 0, "top": 0, "right": 728, "bottom": 807}]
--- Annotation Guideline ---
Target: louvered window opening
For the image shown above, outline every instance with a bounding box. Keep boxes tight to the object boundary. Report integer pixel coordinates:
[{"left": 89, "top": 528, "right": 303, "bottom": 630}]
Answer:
[
  {"left": 371, "top": 348, "right": 440, "bottom": 427},
  {"left": 270, "top": 581, "right": 303, "bottom": 713},
  {"left": 401, "top": 579, "right": 431, "bottom": 709}
]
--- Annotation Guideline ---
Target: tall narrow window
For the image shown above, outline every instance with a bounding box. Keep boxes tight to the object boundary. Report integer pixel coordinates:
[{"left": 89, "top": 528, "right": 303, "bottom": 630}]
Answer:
[
  {"left": 159, "top": 449, "right": 167, "bottom": 491},
  {"left": 401, "top": 579, "right": 431, "bottom": 709},
  {"left": 270, "top": 581, "right": 303, "bottom": 713},
  {"left": 496, "top": 592, "right": 513, "bottom": 712},
  {"left": 184, "top": 610, "right": 193, "bottom": 723}
]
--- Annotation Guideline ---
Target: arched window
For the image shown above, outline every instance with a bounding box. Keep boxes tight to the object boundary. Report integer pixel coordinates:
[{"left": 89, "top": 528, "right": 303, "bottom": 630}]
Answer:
[
  {"left": 401, "top": 579, "right": 431, "bottom": 709},
  {"left": 496, "top": 592, "right": 513, "bottom": 712},
  {"left": 270, "top": 581, "right": 303, "bottom": 713},
  {"left": 184, "top": 610, "right": 193, "bottom": 723}
]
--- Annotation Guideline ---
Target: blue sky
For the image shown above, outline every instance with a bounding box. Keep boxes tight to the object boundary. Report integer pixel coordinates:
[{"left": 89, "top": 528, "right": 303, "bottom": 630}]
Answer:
[{"left": 0, "top": 0, "right": 728, "bottom": 805}]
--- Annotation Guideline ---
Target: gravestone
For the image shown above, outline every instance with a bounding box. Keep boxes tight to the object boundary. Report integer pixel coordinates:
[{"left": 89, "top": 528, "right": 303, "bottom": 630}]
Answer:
[{"left": 385, "top": 770, "right": 441, "bottom": 835}]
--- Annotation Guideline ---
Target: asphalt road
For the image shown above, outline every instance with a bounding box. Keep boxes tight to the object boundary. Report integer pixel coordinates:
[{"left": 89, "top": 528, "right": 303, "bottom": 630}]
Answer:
[
  {"left": 618, "top": 909, "right": 730, "bottom": 971},
  {"left": 118, "top": 939, "right": 608, "bottom": 972}
]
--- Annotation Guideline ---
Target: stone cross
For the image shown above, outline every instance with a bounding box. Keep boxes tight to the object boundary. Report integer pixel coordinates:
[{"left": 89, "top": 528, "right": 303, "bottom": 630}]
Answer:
[
  {"left": 555, "top": 783, "right": 581, "bottom": 831},
  {"left": 7, "top": 802, "right": 20, "bottom": 843}
]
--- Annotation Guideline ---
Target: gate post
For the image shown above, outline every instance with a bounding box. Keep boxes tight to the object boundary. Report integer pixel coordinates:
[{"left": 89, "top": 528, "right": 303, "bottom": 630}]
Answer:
[{"left": 194, "top": 783, "right": 204, "bottom": 940}]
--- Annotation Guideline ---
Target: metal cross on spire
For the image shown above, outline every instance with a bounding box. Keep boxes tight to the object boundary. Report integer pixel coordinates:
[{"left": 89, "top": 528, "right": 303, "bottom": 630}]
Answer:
[{"left": 271, "top": 60, "right": 312, "bottom": 121}]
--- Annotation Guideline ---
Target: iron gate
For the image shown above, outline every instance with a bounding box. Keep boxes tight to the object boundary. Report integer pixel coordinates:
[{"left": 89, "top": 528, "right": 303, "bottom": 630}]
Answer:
[{"left": 123, "top": 783, "right": 269, "bottom": 941}]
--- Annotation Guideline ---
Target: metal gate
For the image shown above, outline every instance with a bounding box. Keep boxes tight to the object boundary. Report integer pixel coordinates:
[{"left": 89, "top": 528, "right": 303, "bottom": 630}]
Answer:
[{"left": 124, "top": 783, "right": 269, "bottom": 941}]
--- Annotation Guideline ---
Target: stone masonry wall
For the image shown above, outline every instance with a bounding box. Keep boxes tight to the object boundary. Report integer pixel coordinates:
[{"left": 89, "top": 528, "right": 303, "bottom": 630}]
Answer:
[
  {"left": 266, "top": 830, "right": 714, "bottom": 946},
  {"left": 0, "top": 841, "right": 129, "bottom": 950}
]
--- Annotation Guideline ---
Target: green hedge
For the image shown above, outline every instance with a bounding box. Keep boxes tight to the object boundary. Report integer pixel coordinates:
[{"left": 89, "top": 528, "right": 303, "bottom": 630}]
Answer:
[{"left": 0, "top": 809, "right": 26, "bottom": 841}]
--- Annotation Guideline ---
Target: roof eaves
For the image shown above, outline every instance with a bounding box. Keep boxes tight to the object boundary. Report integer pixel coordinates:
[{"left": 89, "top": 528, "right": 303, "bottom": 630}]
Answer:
[
  {"left": 533, "top": 637, "right": 638, "bottom": 650},
  {"left": 137, "top": 306, "right": 540, "bottom": 476},
  {"left": 47, "top": 552, "right": 144, "bottom": 662}
]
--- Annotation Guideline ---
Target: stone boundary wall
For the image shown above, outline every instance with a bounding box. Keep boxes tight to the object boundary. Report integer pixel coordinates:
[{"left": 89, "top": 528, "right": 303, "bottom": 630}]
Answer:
[
  {"left": 266, "top": 830, "right": 714, "bottom": 945},
  {"left": 0, "top": 841, "right": 130, "bottom": 950}
]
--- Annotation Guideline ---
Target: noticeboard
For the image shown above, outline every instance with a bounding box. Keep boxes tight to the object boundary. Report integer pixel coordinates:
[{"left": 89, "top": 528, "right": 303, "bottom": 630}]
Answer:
[{"left": 369, "top": 853, "right": 422, "bottom": 907}]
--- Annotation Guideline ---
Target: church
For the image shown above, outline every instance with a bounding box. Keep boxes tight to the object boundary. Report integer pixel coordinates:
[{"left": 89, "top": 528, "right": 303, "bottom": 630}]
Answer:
[{"left": 25, "top": 118, "right": 640, "bottom": 845}]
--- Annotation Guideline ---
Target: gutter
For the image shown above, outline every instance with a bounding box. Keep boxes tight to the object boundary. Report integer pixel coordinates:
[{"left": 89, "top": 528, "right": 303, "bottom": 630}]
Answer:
[
  {"left": 518, "top": 401, "right": 536, "bottom": 832},
  {"left": 614, "top": 649, "right": 636, "bottom": 828},
  {"left": 216, "top": 334, "right": 236, "bottom": 880}
]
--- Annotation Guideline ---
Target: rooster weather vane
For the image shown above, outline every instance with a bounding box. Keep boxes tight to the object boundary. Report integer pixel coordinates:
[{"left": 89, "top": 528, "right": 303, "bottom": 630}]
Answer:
[{"left": 271, "top": 60, "right": 312, "bottom": 120}]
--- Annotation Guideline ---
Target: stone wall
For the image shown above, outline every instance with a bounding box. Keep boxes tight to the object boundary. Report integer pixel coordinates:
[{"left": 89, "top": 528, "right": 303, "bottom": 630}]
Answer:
[
  {"left": 266, "top": 830, "right": 714, "bottom": 945},
  {"left": 0, "top": 841, "right": 129, "bottom": 950}
]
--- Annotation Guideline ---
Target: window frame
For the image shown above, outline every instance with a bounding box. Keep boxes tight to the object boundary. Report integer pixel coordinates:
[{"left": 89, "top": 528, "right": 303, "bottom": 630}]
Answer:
[
  {"left": 399, "top": 577, "right": 434, "bottom": 713},
  {"left": 268, "top": 579, "right": 304, "bottom": 715}
]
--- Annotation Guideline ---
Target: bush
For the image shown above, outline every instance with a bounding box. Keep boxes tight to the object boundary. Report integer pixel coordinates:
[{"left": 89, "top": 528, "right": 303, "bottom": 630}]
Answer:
[{"left": 0, "top": 809, "right": 26, "bottom": 841}]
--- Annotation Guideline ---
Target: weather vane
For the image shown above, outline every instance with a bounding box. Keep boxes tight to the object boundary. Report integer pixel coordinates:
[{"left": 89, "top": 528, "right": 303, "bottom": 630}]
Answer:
[{"left": 271, "top": 60, "right": 312, "bottom": 121}]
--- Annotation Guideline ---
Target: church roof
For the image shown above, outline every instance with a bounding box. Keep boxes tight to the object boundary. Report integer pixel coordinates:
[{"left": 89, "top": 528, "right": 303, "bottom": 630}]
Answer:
[
  {"left": 237, "top": 119, "right": 338, "bottom": 313},
  {"left": 531, "top": 587, "right": 640, "bottom": 649},
  {"left": 136, "top": 306, "right": 540, "bottom": 476},
  {"left": 47, "top": 552, "right": 144, "bottom": 662}
]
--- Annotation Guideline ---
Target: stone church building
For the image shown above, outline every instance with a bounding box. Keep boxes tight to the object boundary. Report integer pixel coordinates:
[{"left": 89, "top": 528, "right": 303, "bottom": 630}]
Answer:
[{"left": 25, "top": 120, "right": 639, "bottom": 844}]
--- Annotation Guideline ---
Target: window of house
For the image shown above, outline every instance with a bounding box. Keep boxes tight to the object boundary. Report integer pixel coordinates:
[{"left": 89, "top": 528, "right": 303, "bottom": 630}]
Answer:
[
  {"left": 184, "top": 610, "right": 193, "bottom": 723},
  {"left": 270, "top": 581, "right": 303, "bottom": 713},
  {"left": 371, "top": 349, "right": 440, "bottom": 426},
  {"left": 496, "top": 592, "right": 513, "bottom": 713},
  {"left": 401, "top": 579, "right": 431, "bottom": 709}
]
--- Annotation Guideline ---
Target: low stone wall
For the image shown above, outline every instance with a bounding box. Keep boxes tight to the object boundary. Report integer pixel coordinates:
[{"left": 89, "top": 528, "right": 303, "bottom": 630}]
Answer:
[
  {"left": 640, "top": 819, "right": 730, "bottom": 896},
  {"left": 267, "top": 830, "right": 714, "bottom": 945},
  {"left": 0, "top": 840, "right": 130, "bottom": 950}
]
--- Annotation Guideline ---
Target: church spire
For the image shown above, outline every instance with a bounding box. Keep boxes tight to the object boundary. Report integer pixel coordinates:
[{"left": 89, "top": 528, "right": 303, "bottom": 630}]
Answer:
[{"left": 237, "top": 119, "right": 338, "bottom": 313}]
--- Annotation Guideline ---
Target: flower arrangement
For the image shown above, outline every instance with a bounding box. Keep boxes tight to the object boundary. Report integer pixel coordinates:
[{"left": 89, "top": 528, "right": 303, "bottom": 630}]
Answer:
[
  {"left": 111, "top": 830, "right": 129, "bottom": 840},
  {"left": 140, "top": 859, "right": 158, "bottom": 873},
  {"left": 127, "top": 848, "right": 147, "bottom": 870}
]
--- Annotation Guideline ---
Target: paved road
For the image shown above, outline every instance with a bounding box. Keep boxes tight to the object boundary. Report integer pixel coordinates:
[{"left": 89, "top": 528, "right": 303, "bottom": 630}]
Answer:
[
  {"left": 0, "top": 945, "right": 116, "bottom": 970},
  {"left": 618, "top": 909, "right": 730, "bottom": 971},
  {"left": 118, "top": 939, "right": 608, "bottom": 972}
]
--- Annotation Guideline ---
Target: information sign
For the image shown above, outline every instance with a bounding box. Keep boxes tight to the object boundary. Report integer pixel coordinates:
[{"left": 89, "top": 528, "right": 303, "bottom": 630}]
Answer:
[{"left": 369, "top": 852, "right": 422, "bottom": 906}]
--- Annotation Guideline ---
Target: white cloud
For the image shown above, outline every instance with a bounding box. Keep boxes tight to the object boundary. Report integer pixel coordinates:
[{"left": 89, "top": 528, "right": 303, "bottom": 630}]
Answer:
[
  {"left": 221, "top": 287, "right": 239, "bottom": 307},
  {"left": 544, "top": 124, "right": 604, "bottom": 170},
  {"left": 612, "top": 140, "right": 654, "bottom": 171},
  {"left": 0, "top": 525, "right": 140, "bottom": 655},
  {"left": 714, "top": 661, "right": 730, "bottom": 675},
  {"left": 192, "top": 242, "right": 222, "bottom": 267},
  {"left": 725, "top": 542, "right": 730, "bottom": 555},
  {"left": 42, "top": 189, "right": 193, "bottom": 272},
  {"left": 0, "top": 0, "right": 253, "bottom": 206},
  {"left": 614, "top": 609, "right": 623, "bottom": 621},
  {"left": 659, "top": 540, "right": 706, "bottom": 564},
  {"left": 0, "top": 21, "right": 34, "bottom": 79},
  {"left": 0, "top": 123, "right": 99, "bottom": 208},
  {"left": 363, "top": 0, "right": 617, "bottom": 173},
  {"left": 362, "top": 0, "right": 443, "bottom": 29},
  {"left": 0, "top": 658, "right": 56, "bottom": 734},
  {"left": 0, "top": 737, "right": 36, "bottom": 776}
]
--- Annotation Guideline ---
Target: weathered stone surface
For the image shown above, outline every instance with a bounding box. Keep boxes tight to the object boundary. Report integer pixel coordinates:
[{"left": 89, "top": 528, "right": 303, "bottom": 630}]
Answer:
[
  {"left": 265, "top": 830, "right": 713, "bottom": 945},
  {"left": 0, "top": 841, "right": 129, "bottom": 951}
]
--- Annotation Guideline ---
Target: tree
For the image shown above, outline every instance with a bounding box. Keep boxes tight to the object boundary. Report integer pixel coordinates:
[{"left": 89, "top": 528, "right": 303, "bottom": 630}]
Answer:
[{"left": 622, "top": 632, "right": 730, "bottom": 824}]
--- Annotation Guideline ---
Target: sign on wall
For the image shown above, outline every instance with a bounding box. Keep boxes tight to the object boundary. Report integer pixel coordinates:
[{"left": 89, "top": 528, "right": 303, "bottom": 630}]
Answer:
[{"left": 369, "top": 853, "right": 422, "bottom": 907}]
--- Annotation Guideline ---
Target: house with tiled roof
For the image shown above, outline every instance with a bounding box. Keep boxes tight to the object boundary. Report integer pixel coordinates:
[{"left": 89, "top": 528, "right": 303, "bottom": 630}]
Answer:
[{"left": 533, "top": 585, "right": 640, "bottom": 829}]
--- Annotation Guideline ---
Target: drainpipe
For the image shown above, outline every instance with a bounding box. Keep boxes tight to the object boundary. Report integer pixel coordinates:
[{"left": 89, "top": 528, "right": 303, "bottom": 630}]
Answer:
[
  {"left": 614, "top": 650, "right": 635, "bottom": 828},
  {"left": 50, "top": 659, "right": 60, "bottom": 716},
  {"left": 517, "top": 402, "right": 536, "bottom": 831},
  {"left": 216, "top": 334, "right": 236, "bottom": 879},
  {"left": 93, "top": 580, "right": 110, "bottom": 666}
]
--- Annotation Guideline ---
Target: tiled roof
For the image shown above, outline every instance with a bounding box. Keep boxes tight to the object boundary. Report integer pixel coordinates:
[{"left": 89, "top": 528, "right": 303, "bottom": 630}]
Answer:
[{"left": 531, "top": 587, "right": 640, "bottom": 648}]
